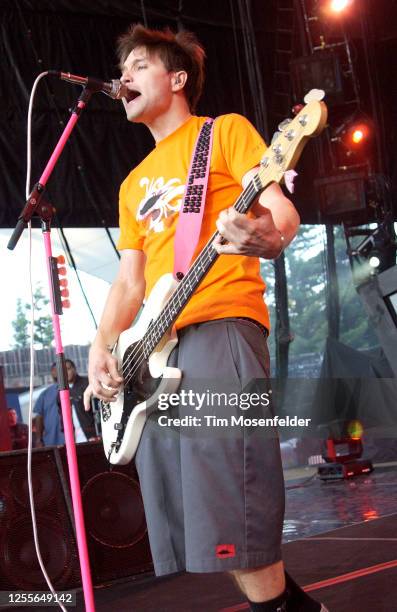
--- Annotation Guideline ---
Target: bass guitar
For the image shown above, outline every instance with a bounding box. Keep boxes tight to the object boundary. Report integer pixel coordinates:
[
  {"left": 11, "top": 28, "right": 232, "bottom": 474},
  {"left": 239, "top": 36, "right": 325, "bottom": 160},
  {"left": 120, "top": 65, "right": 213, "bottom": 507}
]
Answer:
[{"left": 101, "top": 90, "right": 328, "bottom": 464}]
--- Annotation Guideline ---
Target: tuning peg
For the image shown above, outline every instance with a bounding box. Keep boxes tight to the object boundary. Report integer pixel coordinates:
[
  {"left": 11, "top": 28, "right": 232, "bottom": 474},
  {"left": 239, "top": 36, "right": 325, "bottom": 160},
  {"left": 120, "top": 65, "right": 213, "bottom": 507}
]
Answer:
[
  {"left": 292, "top": 104, "right": 304, "bottom": 115},
  {"left": 271, "top": 131, "right": 282, "bottom": 144},
  {"left": 278, "top": 118, "right": 292, "bottom": 131},
  {"left": 304, "top": 88, "right": 325, "bottom": 103}
]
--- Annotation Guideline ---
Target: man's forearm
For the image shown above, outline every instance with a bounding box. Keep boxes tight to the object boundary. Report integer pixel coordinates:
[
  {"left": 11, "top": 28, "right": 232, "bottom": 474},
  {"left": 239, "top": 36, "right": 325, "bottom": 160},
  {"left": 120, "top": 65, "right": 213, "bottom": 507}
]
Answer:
[
  {"left": 214, "top": 180, "right": 300, "bottom": 259},
  {"left": 93, "top": 279, "right": 144, "bottom": 348},
  {"left": 86, "top": 250, "right": 146, "bottom": 402},
  {"left": 257, "top": 190, "right": 300, "bottom": 249}
]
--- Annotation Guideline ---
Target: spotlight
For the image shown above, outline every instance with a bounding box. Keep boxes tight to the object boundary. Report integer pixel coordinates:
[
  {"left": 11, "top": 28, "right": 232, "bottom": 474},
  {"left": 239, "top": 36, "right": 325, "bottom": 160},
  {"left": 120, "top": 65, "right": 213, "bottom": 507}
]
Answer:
[
  {"left": 318, "top": 434, "right": 373, "bottom": 480},
  {"left": 332, "top": 118, "right": 372, "bottom": 148},
  {"left": 347, "top": 222, "right": 396, "bottom": 273},
  {"left": 318, "top": 420, "right": 373, "bottom": 480},
  {"left": 330, "top": 0, "right": 352, "bottom": 12},
  {"left": 352, "top": 129, "right": 364, "bottom": 144},
  {"left": 369, "top": 255, "right": 381, "bottom": 269},
  {"left": 330, "top": 116, "right": 374, "bottom": 167},
  {"left": 348, "top": 123, "right": 370, "bottom": 147}
]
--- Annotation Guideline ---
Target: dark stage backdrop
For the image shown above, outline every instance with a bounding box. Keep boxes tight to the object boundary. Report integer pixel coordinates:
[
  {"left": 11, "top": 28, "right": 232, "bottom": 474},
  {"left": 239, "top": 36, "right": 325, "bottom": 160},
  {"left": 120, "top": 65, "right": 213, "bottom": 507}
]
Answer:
[{"left": 1, "top": 0, "right": 396, "bottom": 228}]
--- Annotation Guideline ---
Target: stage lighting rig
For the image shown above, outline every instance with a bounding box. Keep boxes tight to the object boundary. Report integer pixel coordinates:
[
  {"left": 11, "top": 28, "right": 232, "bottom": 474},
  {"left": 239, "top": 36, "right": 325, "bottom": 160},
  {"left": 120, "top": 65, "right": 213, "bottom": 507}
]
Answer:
[
  {"left": 295, "top": 0, "right": 360, "bottom": 113},
  {"left": 318, "top": 419, "right": 373, "bottom": 480},
  {"left": 345, "top": 218, "right": 396, "bottom": 277},
  {"left": 348, "top": 223, "right": 395, "bottom": 266},
  {"left": 330, "top": 115, "right": 374, "bottom": 169}
]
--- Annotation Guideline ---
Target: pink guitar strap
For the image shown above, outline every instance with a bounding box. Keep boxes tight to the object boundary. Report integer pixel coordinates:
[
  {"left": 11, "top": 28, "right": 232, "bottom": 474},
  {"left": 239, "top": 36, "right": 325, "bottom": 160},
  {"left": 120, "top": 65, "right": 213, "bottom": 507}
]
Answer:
[{"left": 173, "top": 118, "right": 215, "bottom": 280}]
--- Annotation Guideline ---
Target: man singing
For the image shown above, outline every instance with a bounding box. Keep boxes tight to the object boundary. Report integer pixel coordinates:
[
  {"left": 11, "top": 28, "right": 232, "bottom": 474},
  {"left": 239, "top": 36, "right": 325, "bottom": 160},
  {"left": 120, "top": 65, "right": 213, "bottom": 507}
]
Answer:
[{"left": 85, "top": 24, "right": 328, "bottom": 612}]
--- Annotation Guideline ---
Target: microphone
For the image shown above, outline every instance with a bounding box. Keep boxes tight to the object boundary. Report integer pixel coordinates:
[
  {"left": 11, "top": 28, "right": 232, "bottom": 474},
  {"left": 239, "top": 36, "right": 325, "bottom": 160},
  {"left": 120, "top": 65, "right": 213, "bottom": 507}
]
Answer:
[{"left": 49, "top": 70, "right": 128, "bottom": 99}]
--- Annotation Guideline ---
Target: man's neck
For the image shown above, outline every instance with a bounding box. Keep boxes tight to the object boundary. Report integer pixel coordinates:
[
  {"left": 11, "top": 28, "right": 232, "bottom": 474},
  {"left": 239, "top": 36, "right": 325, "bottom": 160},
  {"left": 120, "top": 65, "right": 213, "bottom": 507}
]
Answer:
[{"left": 147, "top": 108, "right": 193, "bottom": 143}]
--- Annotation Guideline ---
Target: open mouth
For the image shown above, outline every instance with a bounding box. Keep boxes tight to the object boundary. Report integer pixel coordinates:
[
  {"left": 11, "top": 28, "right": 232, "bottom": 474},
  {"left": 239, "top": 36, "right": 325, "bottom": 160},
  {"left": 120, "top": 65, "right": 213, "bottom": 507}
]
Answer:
[{"left": 124, "top": 89, "right": 141, "bottom": 103}]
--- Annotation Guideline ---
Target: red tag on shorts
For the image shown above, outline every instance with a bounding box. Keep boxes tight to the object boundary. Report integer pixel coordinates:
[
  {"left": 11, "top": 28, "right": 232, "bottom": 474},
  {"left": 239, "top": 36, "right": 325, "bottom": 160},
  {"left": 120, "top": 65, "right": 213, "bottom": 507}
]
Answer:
[{"left": 216, "top": 544, "right": 236, "bottom": 558}]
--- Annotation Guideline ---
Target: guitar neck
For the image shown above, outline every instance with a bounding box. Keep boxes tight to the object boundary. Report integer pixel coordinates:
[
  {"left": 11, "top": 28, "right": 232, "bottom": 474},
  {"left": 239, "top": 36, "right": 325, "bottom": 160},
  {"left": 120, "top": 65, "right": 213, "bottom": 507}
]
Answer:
[
  {"left": 143, "top": 173, "right": 267, "bottom": 354},
  {"left": 140, "top": 95, "right": 328, "bottom": 355}
]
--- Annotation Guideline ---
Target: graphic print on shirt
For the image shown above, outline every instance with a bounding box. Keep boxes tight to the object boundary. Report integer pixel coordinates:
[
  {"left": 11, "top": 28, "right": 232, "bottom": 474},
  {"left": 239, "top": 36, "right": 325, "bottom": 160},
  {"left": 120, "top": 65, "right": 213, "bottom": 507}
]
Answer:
[{"left": 137, "top": 177, "right": 185, "bottom": 233}]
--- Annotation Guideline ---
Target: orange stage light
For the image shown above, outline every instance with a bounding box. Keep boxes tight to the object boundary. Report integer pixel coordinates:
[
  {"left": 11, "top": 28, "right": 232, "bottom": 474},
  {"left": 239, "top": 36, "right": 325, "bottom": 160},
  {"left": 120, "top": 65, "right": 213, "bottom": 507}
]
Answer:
[
  {"left": 330, "top": 0, "right": 351, "bottom": 12},
  {"left": 347, "top": 122, "right": 370, "bottom": 147},
  {"left": 352, "top": 129, "right": 364, "bottom": 144}
]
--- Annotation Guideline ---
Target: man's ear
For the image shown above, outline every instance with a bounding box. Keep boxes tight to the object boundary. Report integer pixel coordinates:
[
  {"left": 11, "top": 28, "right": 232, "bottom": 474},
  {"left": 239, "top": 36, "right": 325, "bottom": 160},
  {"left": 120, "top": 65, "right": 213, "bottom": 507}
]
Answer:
[{"left": 171, "top": 70, "right": 188, "bottom": 91}]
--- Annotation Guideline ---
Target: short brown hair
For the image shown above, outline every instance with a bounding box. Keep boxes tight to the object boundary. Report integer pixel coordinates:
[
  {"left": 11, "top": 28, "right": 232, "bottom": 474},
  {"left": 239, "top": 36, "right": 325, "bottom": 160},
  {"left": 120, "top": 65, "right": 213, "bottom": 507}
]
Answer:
[{"left": 117, "top": 24, "right": 205, "bottom": 113}]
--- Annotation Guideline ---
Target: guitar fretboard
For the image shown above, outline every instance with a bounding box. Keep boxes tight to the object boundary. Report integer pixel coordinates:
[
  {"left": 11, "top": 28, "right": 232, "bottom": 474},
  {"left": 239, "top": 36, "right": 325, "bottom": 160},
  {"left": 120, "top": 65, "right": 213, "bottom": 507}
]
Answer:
[{"left": 141, "top": 173, "right": 264, "bottom": 357}]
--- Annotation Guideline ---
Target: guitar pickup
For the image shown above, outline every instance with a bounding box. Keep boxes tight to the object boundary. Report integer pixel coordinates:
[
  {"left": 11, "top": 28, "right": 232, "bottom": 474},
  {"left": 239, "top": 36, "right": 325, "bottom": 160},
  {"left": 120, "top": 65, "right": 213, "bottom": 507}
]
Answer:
[{"left": 101, "top": 403, "right": 112, "bottom": 421}]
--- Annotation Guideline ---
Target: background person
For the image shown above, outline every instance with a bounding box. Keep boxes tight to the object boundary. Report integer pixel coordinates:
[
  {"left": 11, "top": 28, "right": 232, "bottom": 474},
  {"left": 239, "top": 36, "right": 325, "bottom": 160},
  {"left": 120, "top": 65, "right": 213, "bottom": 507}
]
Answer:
[{"left": 35, "top": 359, "right": 96, "bottom": 446}]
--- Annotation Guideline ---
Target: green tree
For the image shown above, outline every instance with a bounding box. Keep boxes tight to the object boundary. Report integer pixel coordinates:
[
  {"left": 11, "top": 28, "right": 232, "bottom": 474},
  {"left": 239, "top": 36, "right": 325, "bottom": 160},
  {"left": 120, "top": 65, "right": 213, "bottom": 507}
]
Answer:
[
  {"left": 30, "top": 286, "right": 53, "bottom": 348},
  {"left": 12, "top": 298, "right": 30, "bottom": 348},
  {"left": 262, "top": 225, "right": 328, "bottom": 359},
  {"left": 262, "top": 225, "right": 379, "bottom": 365},
  {"left": 333, "top": 225, "right": 379, "bottom": 350},
  {"left": 286, "top": 226, "right": 328, "bottom": 356},
  {"left": 12, "top": 285, "right": 54, "bottom": 349}
]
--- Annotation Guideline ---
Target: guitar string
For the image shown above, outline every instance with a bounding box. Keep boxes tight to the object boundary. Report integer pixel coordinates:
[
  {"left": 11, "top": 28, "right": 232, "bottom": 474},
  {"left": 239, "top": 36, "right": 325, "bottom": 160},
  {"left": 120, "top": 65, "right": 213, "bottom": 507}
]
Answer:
[
  {"left": 119, "top": 134, "right": 308, "bottom": 389},
  {"left": 120, "top": 178, "right": 261, "bottom": 386},
  {"left": 116, "top": 119, "right": 307, "bottom": 389},
  {"left": 120, "top": 135, "right": 298, "bottom": 386}
]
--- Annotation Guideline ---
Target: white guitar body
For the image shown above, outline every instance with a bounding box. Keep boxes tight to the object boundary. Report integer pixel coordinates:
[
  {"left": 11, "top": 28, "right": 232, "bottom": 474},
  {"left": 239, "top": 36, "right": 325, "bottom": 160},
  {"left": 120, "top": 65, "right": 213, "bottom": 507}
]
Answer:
[{"left": 101, "top": 273, "right": 182, "bottom": 465}]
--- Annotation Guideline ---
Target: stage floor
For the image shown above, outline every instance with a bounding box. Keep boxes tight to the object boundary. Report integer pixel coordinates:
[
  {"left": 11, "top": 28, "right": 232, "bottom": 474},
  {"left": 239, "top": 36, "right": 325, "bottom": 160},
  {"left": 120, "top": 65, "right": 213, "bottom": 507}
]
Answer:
[
  {"left": 5, "top": 463, "right": 397, "bottom": 611},
  {"left": 76, "top": 463, "right": 397, "bottom": 612}
]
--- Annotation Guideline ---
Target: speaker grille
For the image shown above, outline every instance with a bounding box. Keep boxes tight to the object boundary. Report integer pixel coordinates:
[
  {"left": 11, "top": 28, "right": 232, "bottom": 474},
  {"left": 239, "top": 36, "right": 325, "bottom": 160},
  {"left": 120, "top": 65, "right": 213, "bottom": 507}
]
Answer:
[
  {"left": 60, "top": 442, "right": 153, "bottom": 584},
  {"left": 0, "top": 448, "right": 81, "bottom": 590},
  {"left": 82, "top": 472, "right": 146, "bottom": 548}
]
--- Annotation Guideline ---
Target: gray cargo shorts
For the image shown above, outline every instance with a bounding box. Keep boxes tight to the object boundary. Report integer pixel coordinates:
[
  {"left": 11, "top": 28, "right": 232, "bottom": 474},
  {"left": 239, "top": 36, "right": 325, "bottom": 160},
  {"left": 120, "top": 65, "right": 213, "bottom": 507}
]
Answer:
[{"left": 135, "top": 318, "right": 285, "bottom": 576}]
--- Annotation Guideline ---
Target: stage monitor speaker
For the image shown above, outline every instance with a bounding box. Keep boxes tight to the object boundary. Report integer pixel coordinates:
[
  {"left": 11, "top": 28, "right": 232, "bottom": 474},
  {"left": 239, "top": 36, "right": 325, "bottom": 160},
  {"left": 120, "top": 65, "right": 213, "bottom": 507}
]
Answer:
[
  {"left": 0, "top": 447, "right": 81, "bottom": 591},
  {"left": 291, "top": 51, "right": 344, "bottom": 106},
  {"left": 314, "top": 170, "right": 369, "bottom": 223},
  {"left": 59, "top": 441, "right": 153, "bottom": 585}
]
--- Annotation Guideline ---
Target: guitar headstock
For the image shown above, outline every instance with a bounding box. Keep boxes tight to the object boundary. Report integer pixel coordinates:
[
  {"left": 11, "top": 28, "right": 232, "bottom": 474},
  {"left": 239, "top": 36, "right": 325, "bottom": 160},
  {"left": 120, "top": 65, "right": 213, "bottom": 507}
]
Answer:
[{"left": 257, "top": 90, "right": 328, "bottom": 188}]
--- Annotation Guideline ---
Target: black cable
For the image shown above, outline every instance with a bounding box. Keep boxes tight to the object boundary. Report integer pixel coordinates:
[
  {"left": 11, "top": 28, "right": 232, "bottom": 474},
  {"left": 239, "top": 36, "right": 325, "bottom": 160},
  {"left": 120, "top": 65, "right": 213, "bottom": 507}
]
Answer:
[
  {"left": 105, "top": 226, "right": 120, "bottom": 260},
  {"left": 237, "top": 0, "right": 269, "bottom": 141},
  {"left": 245, "top": 0, "right": 268, "bottom": 138},
  {"left": 285, "top": 472, "right": 317, "bottom": 490},
  {"left": 296, "top": 0, "right": 311, "bottom": 56},
  {"left": 359, "top": 0, "right": 387, "bottom": 175},
  {"left": 229, "top": 0, "right": 247, "bottom": 117},
  {"left": 140, "top": 0, "right": 148, "bottom": 27},
  {"left": 177, "top": 0, "right": 184, "bottom": 32}
]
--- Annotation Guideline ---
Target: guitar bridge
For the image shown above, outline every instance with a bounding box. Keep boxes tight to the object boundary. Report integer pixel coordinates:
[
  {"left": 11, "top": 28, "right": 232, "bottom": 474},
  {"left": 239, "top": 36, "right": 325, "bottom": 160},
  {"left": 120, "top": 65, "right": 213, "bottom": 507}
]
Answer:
[{"left": 108, "top": 441, "right": 121, "bottom": 462}]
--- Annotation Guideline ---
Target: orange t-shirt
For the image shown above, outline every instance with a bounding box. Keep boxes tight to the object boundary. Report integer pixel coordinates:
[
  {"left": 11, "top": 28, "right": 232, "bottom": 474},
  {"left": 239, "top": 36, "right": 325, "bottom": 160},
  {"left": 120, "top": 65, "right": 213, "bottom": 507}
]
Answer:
[{"left": 117, "top": 113, "right": 270, "bottom": 331}]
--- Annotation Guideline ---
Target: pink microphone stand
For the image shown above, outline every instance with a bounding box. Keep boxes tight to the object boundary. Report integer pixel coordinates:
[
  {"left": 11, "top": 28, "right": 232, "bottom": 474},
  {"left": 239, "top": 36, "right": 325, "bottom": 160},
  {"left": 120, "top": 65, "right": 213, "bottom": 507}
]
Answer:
[{"left": 8, "top": 86, "right": 99, "bottom": 612}]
